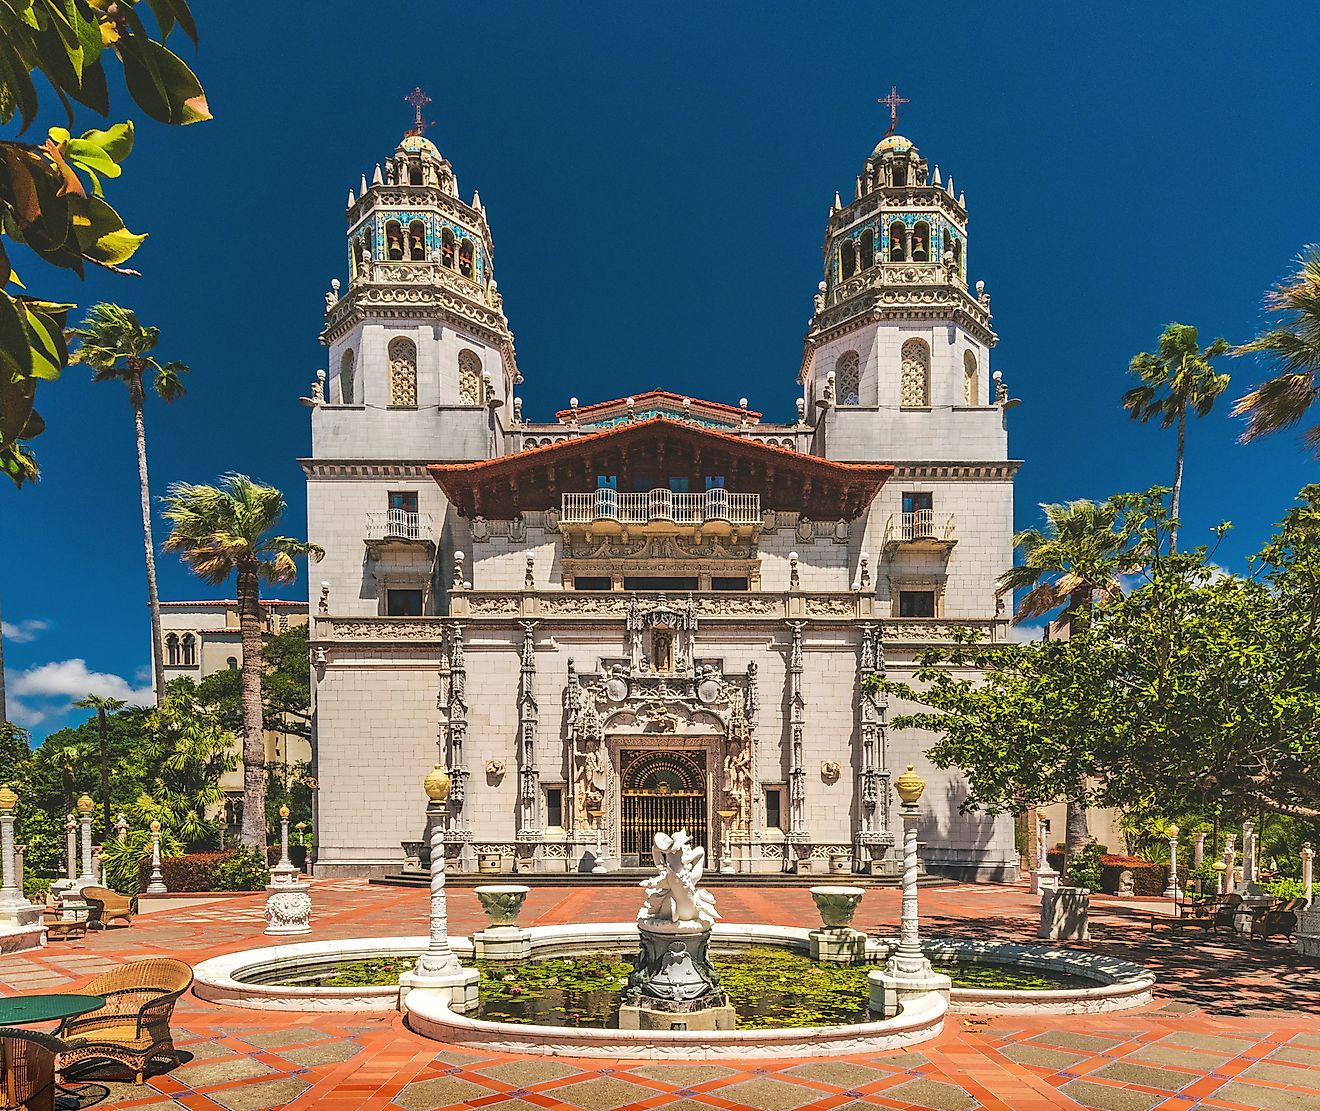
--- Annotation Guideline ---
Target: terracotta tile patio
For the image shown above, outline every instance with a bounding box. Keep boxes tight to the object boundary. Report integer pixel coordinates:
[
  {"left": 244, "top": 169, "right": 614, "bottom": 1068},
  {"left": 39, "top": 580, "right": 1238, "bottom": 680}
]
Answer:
[{"left": 2, "top": 880, "right": 1316, "bottom": 1110}]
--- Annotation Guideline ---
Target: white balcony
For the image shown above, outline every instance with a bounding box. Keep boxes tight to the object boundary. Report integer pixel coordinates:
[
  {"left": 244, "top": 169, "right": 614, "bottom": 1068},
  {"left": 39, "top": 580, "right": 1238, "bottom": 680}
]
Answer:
[
  {"left": 883, "top": 510, "right": 956, "bottom": 553},
  {"left": 365, "top": 509, "right": 436, "bottom": 545},
  {"left": 561, "top": 488, "right": 760, "bottom": 534}
]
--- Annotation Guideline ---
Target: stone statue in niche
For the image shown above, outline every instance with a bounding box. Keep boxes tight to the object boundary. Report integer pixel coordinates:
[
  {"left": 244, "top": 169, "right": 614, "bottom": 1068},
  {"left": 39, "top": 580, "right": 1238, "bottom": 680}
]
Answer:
[
  {"left": 652, "top": 629, "right": 674, "bottom": 673},
  {"left": 723, "top": 741, "right": 752, "bottom": 828}
]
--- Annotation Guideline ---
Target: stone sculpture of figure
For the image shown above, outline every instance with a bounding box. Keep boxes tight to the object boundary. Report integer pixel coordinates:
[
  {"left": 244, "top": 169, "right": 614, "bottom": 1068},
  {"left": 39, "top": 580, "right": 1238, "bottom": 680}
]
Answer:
[
  {"left": 638, "top": 830, "right": 719, "bottom": 928},
  {"left": 723, "top": 742, "right": 752, "bottom": 827},
  {"left": 1116, "top": 870, "right": 1135, "bottom": 897}
]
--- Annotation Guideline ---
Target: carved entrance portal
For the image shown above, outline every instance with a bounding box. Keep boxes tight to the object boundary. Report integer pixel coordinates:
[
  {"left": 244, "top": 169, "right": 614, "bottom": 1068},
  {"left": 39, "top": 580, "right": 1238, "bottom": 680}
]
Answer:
[{"left": 621, "top": 749, "right": 707, "bottom": 858}]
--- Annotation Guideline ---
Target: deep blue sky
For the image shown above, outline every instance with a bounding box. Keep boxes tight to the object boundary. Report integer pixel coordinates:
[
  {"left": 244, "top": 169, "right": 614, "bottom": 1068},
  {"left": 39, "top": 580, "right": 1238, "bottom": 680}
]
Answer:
[{"left": 4, "top": 2, "right": 1317, "bottom": 736}]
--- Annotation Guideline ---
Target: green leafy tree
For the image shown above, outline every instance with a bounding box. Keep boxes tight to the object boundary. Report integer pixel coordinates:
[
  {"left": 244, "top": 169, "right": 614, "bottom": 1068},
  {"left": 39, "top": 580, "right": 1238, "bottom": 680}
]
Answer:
[
  {"left": 69, "top": 303, "right": 188, "bottom": 704},
  {"left": 72, "top": 693, "right": 124, "bottom": 834},
  {"left": 1123, "top": 322, "right": 1230, "bottom": 551},
  {"left": 0, "top": 721, "right": 30, "bottom": 784},
  {"left": 162, "top": 475, "right": 323, "bottom": 848},
  {"left": 1232, "top": 246, "right": 1320, "bottom": 454},
  {"left": 995, "top": 496, "right": 1146, "bottom": 858},
  {"left": 0, "top": 0, "right": 208, "bottom": 484},
  {"left": 197, "top": 623, "right": 312, "bottom": 744}
]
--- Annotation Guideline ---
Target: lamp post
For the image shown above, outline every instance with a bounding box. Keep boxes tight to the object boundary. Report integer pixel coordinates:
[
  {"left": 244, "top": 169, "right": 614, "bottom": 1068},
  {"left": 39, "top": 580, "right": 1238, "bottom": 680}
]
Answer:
[
  {"left": 398, "top": 766, "right": 479, "bottom": 1010},
  {"left": 76, "top": 794, "right": 95, "bottom": 889},
  {"left": 146, "top": 820, "right": 167, "bottom": 894},
  {"left": 1163, "top": 824, "right": 1183, "bottom": 902},
  {"left": 717, "top": 809, "right": 736, "bottom": 874},
  {"left": 0, "top": 787, "right": 23, "bottom": 910},
  {"left": 1302, "top": 842, "right": 1314, "bottom": 907},
  {"left": 870, "top": 766, "right": 951, "bottom": 1017}
]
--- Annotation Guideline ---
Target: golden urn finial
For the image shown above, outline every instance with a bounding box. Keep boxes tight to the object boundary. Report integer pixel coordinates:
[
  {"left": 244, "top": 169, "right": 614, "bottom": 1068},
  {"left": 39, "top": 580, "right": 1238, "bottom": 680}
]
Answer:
[
  {"left": 894, "top": 764, "right": 926, "bottom": 806},
  {"left": 1168, "top": 823, "right": 1180, "bottom": 839},
  {"left": 150, "top": 819, "right": 161, "bottom": 833},
  {"left": 424, "top": 764, "right": 452, "bottom": 802},
  {"left": 76, "top": 793, "right": 95, "bottom": 816},
  {"left": 0, "top": 785, "right": 17, "bottom": 812},
  {"left": 279, "top": 804, "right": 290, "bottom": 819}
]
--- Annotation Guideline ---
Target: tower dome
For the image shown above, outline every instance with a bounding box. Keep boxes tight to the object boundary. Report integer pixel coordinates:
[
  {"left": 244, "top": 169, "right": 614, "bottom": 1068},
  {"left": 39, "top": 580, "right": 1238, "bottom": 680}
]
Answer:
[{"left": 872, "top": 133, "right": 914, "bottom": 156}]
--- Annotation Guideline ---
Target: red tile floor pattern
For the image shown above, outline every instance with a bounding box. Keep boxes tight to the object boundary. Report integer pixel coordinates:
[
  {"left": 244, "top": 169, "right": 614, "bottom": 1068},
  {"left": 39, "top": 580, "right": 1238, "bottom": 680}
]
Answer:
[{"left": 1, "top": 880, "right": 1316, "bottom": 1111}]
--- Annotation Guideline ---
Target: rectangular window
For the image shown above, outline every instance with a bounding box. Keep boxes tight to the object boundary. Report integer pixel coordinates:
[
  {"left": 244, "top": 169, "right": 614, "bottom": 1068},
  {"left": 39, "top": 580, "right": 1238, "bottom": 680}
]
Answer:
[
  {"left": 574, "top": 576, "right": 613, "bottom": 591},
  {"left": 632, "top": 475, "right": 653, "bottom": 492},
  {"left": 898, "top": 590, "right": 936, "bottom": 618},
  {"left": 902, "top": 491, "right": 933, "bottom": 514},
  {"left": 389, "top": 491, "right": 419, "bottom": 513},
  {"left": 623, "top": 576, "right": 699, "bottom": 591},
  {"left": 711, "top": 577, "right": 749, "bottom": 591},
  {"left": 667, "top": 476, "right": 689, "bottom": 493},
  {"left": 764, "top": 787, "right": 784, "bottom": 831},
  {"left": 704, "top": 475, "right": 726, "bottom": 490},
  {"left": 386, "top": 588, "right": 424, "bottom": 616},
  {"left": 596, "top": 474, "right": 618, "bottom": 490},
  {"left": 545, "top": 787, "right": 564, "bottom": 829}
]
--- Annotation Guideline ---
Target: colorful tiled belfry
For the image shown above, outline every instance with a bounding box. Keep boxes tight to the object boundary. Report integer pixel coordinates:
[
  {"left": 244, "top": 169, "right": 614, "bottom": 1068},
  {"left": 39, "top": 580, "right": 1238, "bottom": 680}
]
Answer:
[{"left": 306, "top": 101, "right": 1021, "bottom": 881}]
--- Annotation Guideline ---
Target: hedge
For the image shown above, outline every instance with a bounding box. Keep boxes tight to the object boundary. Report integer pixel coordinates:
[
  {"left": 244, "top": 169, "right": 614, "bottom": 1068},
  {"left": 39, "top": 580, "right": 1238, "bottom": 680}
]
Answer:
[
  {"left": 138, "top": 850, "right": 236, "bottom": 892},
  {"left": 1046, "top": 850, "right": 1188, "bottom": 896}
]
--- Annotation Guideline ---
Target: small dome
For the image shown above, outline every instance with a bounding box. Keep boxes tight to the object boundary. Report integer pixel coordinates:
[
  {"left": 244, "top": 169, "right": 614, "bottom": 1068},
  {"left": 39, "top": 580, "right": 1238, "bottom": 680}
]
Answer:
[
  {"left": 873, "top": 134, "right": 914, "bottom": 156},
  {"left": 399, "top": 133, "right": 440, "bottom": 157}
]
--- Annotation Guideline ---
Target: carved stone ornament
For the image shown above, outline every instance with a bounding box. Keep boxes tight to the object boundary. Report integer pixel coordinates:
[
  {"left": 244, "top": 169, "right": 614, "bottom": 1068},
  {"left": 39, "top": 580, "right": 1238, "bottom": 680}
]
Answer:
[
  {"left": 485, "top": 758, "right": 507, "bottom": 778},
  {"left": 821, "top": 760, "right": 842, "bottom": 782},
  {"left": 638, "top": 830, "right": 719, "bottom": 928},
  {"left": 263, "top": 884, "right": 312, "bottom": 935}
]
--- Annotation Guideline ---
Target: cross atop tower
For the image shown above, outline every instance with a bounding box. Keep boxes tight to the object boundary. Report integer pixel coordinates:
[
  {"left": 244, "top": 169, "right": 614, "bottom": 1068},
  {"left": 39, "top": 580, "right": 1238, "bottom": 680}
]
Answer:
[
  {"left": 877, "top": 85, "right": 910, "bottom": 135},
  {"left": 404, "top": 86, "right": 433, "bottom": 136}
]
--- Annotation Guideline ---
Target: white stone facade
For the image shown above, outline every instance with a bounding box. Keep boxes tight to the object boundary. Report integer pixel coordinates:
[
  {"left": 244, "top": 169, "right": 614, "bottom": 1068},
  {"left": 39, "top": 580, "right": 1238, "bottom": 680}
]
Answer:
[{"left": 304, "top": 124, "right": 1021, "bottom": 881}]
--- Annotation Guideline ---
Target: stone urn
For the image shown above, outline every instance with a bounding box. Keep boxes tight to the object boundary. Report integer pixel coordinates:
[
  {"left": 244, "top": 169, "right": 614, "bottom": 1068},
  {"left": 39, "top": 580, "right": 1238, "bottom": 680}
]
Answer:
[
  {"left": 474, "top": 884, "right": 530, "bottom": 928},
  {"left": 809, "top": 885, "right": 865, "bottom": 930}
]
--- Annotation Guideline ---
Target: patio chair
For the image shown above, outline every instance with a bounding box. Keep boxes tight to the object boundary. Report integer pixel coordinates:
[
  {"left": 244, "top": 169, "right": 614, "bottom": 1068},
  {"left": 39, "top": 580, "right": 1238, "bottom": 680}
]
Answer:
[
  {"left": 1174, "top": 895, "right": 1220, "bottom": 933},
  {"left": 1250, "top": 898, "right": 1304, "bottom": 944},
  {"left": 0, "top": 1027, "right": 63, "bottom": 1111},
  {"left": 56, "top": 958, "right": 193, "bottom": 1085},
  {"left": 1210, "top": 893, "right": 1244, "bottom": 935},
  {"left": 81, "top": 886, "right": 138, "bottom": 930}
]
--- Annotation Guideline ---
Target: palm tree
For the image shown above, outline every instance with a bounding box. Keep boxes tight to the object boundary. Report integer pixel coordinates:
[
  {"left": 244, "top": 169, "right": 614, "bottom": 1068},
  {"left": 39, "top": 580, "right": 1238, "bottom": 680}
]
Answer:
[
  {"left": 997, "top": 499, "right": 1139, "bottom": 862},
  {"left": 74, "top": 694, "right": 126, "bottom": 835},
  {"left": 161, "top": 475, "right": 323, "bottom": 849},
  {"left": 1231, "top": 247, "right": 1320, "bottom": 453},
  {"left": 1123, "top": 323, "right": 1229, "bottom": 551},
  {"left": 69, "top": 304, "right": 189, "bottom": 708}
]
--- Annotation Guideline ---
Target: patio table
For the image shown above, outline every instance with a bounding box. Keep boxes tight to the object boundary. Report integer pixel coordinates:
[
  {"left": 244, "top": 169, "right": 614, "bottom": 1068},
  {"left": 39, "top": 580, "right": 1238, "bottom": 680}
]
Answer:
[{"left": 0, "top": 993, "right": 105, "bottom": 1027}]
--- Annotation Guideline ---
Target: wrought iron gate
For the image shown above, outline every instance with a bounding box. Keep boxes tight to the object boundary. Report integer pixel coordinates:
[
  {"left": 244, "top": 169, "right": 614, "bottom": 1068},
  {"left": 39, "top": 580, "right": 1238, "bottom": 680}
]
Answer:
[{"left": 620, "top": 749, "right": 707, "bottom": 858}]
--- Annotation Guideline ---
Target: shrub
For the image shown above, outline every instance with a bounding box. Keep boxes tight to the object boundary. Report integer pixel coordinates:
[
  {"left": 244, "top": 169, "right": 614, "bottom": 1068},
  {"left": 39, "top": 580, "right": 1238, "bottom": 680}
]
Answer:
[
  {"left": 24, "top": 875, "right": 52, "bottom": 903},
  {"left": 140, "top": 849, "right": 238, "bottom": 892},
  {"left": 213, "top": 845, "right": 270, "bottom": 891},
  {"left": 1065, "top": 843, "right": 1104, "bottom": 891},
  {"left": 1047, "top": 850, "right": 1184, "bottom": 896},
  {"left": 1263, "top": 876, "right": 1306, "bottom": 900}
]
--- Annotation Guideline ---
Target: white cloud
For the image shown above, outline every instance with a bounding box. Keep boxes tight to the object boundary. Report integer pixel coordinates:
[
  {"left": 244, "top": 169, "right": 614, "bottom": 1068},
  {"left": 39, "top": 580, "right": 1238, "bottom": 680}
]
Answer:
[
  {"left": 8, "top": 658, "right": 153, "bottom": 728},
  {"left": 1008, "top": 621, "right": 1047, "bottom": 644},
  {"left": 2, "top": 618, "right": 50, "bottom": 644}
]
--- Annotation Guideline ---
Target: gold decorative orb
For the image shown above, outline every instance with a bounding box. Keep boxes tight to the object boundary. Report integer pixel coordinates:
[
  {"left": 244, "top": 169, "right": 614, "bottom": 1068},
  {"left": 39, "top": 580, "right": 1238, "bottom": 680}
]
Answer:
[
  {"left": 0, "top": 786, "right": 17, "bottom": 811},
  {"left": 1168, "top": 824, "right": 1180, "bottom": 839},
  {"left": 150, "top": 819, "right": 161, "bottom": 833},
  {"left": 424, "top": 764, "right": 452, "bottom": 802},
  {"left": 77, "top": 793, "right": 95, "bottom": 815},
  {"left": 1213, "top": 860, "right": 1227, "bottom": 873},
  {"left": 279, "top": 805, "right": 290, "bottom": 819},
  {"left": 894, "top": 764, "right": 926, "bottom": 805}
]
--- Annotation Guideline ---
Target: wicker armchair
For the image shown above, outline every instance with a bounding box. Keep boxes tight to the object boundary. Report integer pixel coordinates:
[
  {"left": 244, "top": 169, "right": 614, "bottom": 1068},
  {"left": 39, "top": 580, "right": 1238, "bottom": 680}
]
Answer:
[
  {"left": 0, "top": 1027, "right": 63, "bottom": 1111},
  {"left": 1250, "top": 898, "right": 1305, "bottom": 943},
  {"left": 1211, "top": 893, "right": 1244, "bottom": 934},
  {"left": 81, "top": 885, "right": 138, "bottom": 929},
  {"left": 56, "top": 958, "right": 193, "bottom": 1084}
]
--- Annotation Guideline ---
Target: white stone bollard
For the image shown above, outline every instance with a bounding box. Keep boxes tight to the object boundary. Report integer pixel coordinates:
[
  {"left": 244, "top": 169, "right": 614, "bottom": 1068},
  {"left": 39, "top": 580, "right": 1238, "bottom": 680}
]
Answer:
[
  {"left": 1030, "top": 811, "right": 1058, "bottom": 896},
  {"left": 146, "top": 820, "right": 168, "bottom": 894},
  {"left": 1302, "top": 842, "right": 1314, "bottom": 907},
  {"left": 1163, "top": 826, "right": 1184, "bottom": 902}
]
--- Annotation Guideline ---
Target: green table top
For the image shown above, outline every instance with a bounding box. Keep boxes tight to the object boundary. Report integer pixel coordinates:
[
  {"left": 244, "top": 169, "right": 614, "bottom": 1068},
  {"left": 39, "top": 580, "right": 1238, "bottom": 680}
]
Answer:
[{"left": 0, "top": 992, "right": 105, "bottom": 1026}]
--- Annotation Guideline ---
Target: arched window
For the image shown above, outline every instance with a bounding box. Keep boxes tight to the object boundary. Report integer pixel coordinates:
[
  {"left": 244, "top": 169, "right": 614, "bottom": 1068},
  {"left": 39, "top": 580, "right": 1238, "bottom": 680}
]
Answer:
[
  {"left": 892, "top": 163, "right": 907, "bottom": 187},
  {"left": 441, "top": 227, "right": 456, "bottom": 269},
  {"left": 409, "top": 163, "right": 423, "bottom": 186},
  {"left": 859, "top": 229, "right": 875, "bottom": 270},
  {"left": 340, "top": 349, "right": 356, "bottom": 405},
  {"left": 181, "top": 633, "right": 197, "bottom": 667},
  {"left": 888, "top": 222, "right": 907, "bottom": 262},
  {"left": 388, "top": 337, "right": 418, "bottom": 407},
  {"left": 942, "top": 228, "right": 952, "bottom": 257},
  {"left": 408, "top": 220, "right": 426, "bottom": 261},
  {"left": 835, "top": 351, "right": 860, "bottom": 406},
  {"left": 912, "top": 221, "right": 931, "bottom": 262},
  {"left": 458, "top": 349, "right": 482, "bottom": 406},
  {"left": 840, "top": 240, "right": 856, "bottom": 280},
  {"left": 900, "top": 338, "right": 930, "bottom": 408},
  {"left": 226, "top": 657, "right": 238, "bottom": 670},
  {"left": 385, "top": 219, "right": 404, "bottom": 261},
  {"left": 458, "top": 240, "right": 474, "bottom": 278},
  {"left": 165, "top": 633, "right": 180, "bottom": 667},
  {"left": 964, "top": 350, "right": 979, "bottom": 405},
  {"left": 953, "top": 238, "right": 963, "bottom": 274}
]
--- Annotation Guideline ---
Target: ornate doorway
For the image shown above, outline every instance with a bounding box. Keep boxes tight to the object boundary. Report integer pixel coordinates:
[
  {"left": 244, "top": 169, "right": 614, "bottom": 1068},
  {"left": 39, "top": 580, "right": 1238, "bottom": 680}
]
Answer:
[{"left": 620, "top": 749, "right": 707, "bottom": 858}]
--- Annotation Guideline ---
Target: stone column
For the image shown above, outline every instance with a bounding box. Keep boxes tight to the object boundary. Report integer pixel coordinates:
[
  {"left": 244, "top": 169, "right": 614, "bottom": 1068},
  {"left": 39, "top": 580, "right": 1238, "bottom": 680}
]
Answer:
[
  {"left": 786, "top": 621, "right": 808, "bottom": 869},
  {"left": 1240, "top": 821, "right": 1256, "bottom": 886},
  {"left": 442, "top": 623, "right": 475, "bottom": 873},
  {"left": 1163, "top": 825, "right": 1183, "bottom": 901},
  {"left": 1223, "top": 833, "right": 1237, "bottom": 890},
  {"left": 275, "top": 805, "right": 294, "bottom": 872},
  {"left": 1192, "top": 831, "right": 1206, "bottom": 869},
  {"left": 1031, "top": 811, "right": 1058, "bottom": 895},
  {"left": 65, "top": 813, "right": 77, "bottom": 881},
  {"left": 399, "top": 765, "right": 479, "bottom": 1011},
  {"left": 869, "top": 767, "right": 950, "bottom": 1017},
  {"left": 515, "top": 620, "right": 542, "bottom": 869},
  {"left": 0, "top": 789, "right": 23, "bottom": 908},
  {"left": 146, "top": 820, "right": 168, "bottom": 894},
  {"left": 76, "top": 794, "right": 95, "bottom": 888},
  {"left": 1302, "top": 842, "right": 1313, "bottom": 907}
]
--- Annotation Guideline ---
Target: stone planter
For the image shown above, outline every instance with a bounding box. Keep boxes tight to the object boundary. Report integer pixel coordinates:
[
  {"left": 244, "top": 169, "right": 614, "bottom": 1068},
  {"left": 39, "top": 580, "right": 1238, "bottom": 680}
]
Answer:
[
  {"left": 810, "top": 886, "right": 865, "bottom": 929},
  {"left": 829, "top": 854, "right": 850, "bottom": 875},
  {"left": 474, "top": 885, "right": 530, "bottom": 928},
  {"left": 1038, "top": 886, "right": 1090, "bottom": 942}
]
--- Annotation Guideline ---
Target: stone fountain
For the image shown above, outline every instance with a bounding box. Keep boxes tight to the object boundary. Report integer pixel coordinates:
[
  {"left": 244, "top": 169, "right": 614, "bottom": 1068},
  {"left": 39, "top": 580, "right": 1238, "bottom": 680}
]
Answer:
[{"left": 619, "top": 830, "right": 735, "bottom": 1032}]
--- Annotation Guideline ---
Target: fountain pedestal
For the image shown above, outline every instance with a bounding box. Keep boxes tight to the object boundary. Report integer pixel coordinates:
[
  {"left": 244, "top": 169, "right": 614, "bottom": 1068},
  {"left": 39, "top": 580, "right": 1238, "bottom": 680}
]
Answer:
[
  {"left": 472, "top": 885, "right": 531, "bottom": 962},
  {"left": 808, "top": 886, "right": 868, "bottom": 964},
  {"left": 619, "top": 920, "right": 735, "bottom": 1031}
]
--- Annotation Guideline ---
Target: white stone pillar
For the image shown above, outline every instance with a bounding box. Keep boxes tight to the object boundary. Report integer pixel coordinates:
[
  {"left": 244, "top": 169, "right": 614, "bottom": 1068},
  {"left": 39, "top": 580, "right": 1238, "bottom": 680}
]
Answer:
[
  {"left": 146, "top": 820, "right": 168, "bottom": 894},
  {"left": 1240, "top": 821, "right": 1256, "bottom": 885},
  {"left": 1030, "top": 810, "right": 1058, "bottom": 895},
  {"left": 0, "top": 788, "right": 39, "bottom": 928},
  {"left": 1192, "top": 831, "right": 1206, "bottom": 869},
  {"left": 869, "top": 767, "right": 950, "bottom": 1018},
  {"left": 1302, "top": 842, "right": 1314, "bottom": 907},
  {"left": 76, "top": 794, "right": 95, "bottom": 888},
  {"left": 65, "top": 812, "right": 77, "bottom": 881},
  {"left": 399, "top": 766, "right": 478, "bottom": 1011},
  {"left": 1163, "top": 826, "right": 1183, "bottom": 901}
]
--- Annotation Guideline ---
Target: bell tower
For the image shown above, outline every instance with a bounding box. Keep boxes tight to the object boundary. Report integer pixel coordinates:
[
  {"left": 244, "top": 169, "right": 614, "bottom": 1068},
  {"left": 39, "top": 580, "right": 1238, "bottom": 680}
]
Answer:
[
  {"left": 315, "top": 89, "right": 519, "bottom": 462},
  {"left": 800, "top": 90, "right": 997, "bottom": 454}
]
